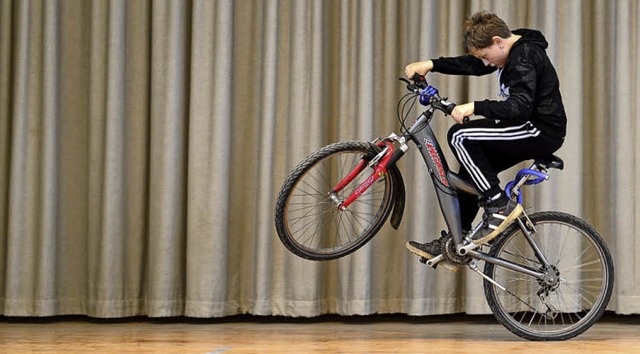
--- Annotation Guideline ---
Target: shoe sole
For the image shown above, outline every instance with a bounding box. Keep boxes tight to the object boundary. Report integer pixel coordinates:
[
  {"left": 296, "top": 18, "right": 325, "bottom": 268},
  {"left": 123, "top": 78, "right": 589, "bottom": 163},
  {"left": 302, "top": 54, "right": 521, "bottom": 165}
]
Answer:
[
  {"left": 474, "top": 204, "right": 524, "bottom": 245},
  {"left": 405, "top": 242, "right": 460, "bottom": 272}
]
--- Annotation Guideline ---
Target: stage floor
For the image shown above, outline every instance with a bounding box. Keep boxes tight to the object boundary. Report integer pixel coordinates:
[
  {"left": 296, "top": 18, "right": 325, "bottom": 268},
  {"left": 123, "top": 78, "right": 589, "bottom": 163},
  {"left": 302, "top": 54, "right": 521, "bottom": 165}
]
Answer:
[{"left": 0, "top": 313, "right": 638, "bottom": 353}]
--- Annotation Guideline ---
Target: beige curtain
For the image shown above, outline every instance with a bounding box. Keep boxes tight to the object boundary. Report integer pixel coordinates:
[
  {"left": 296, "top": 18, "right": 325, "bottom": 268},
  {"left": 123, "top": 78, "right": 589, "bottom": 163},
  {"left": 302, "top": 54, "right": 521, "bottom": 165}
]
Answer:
[{"left": 0, "top": 0, "right": 638, "bottom": 317}]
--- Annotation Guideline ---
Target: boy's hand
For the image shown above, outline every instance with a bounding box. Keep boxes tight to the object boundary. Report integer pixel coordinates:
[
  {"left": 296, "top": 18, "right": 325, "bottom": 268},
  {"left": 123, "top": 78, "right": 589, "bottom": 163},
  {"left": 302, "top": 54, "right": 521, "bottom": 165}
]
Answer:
[
  {"left": 405, "top": 60, "right": 434, "bottom": 78},
  {"left": 452, "top": 102, "right": 474, "bottom": 124}
]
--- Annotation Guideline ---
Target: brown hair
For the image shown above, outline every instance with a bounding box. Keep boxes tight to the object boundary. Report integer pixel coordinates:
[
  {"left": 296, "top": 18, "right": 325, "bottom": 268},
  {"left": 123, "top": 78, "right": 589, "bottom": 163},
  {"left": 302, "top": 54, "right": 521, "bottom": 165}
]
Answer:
[{"left": 462, "top": 11, "right": 512, "bottom": 53}]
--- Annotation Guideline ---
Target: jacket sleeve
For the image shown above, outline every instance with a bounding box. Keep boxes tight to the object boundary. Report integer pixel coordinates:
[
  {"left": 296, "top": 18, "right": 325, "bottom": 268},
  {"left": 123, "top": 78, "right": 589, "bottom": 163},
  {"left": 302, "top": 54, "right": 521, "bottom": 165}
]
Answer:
[
  {"left": 474, "top": 58, "right": 537, "bottom": 121},
  {"left": 431, "top": 56, "right": 497, "bottom": 76}
]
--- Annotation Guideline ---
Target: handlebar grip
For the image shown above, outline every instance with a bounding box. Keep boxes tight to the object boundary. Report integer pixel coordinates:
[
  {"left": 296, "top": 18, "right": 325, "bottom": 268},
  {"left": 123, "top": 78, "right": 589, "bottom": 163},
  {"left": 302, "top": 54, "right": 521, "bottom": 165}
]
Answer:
[
  {"left": 444, "top": 103, "right": 470, "bottom": 124},
  {"left": 444, "top": 103, "right": 455, "bottom": 115},
  {"left": 412, "top": 73, "right": 428, "bottom": 89}
]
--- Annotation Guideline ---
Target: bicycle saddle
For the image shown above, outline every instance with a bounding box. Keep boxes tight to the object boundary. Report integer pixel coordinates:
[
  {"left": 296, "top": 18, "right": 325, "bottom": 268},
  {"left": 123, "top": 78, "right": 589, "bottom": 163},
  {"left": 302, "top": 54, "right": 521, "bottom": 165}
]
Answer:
[{"left": 534, "top": 155, "right": 564, "bottom": 170}]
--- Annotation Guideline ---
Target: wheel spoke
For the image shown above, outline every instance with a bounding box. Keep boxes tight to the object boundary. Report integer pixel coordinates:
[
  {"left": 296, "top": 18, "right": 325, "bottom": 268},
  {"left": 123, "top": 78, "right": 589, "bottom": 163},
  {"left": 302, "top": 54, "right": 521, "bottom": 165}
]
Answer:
[
  {"left": 275, "top": 143, "right": 393, "bottom": 259},
  {"left": 484, "top": 212, "right": 613, "bottom": 340}
]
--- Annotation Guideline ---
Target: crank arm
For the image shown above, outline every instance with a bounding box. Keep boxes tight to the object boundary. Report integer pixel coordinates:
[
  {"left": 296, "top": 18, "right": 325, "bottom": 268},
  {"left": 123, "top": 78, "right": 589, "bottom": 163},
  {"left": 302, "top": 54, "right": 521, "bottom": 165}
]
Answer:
[{"left": 424, "top": 254, "right": 445, "bottom": 268}]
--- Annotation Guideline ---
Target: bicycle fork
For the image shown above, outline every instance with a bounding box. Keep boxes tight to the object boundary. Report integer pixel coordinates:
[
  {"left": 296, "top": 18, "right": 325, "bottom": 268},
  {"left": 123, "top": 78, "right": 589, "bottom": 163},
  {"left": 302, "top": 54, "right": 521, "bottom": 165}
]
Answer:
[{"left": 329, "top": 134, "right": 408, "bottom": 210}]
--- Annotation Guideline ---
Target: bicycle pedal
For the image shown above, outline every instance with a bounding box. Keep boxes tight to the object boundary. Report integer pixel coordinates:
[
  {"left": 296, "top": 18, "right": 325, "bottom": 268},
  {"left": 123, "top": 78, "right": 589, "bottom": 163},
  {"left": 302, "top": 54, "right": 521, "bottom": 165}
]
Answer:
[
  {"left": 425, "top": 260, "right": 439, "bottom": 270},
  {"left": 418, "top": 257, "right": 439, "bottom": 269}
]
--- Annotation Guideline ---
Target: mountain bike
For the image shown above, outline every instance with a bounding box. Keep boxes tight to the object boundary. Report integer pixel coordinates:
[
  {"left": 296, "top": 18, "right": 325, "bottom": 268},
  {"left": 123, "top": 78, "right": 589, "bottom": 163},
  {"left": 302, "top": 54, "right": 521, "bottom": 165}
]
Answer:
[{"left": 273, "top": 75, "right": 614, "bottom": 341}]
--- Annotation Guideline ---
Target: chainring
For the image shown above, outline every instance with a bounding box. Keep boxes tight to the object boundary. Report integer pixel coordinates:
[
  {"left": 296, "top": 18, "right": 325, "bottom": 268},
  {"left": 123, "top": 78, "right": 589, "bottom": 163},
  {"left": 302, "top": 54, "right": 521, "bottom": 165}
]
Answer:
[{"left": 443, "top": 236, "right": 470, "bottom": 265}]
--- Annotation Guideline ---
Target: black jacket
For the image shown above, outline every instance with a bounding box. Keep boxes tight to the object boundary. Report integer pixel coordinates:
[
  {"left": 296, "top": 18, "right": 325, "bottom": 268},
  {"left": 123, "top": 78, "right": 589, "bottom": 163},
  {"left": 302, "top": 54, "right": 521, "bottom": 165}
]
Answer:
[{"left": 431, "top": 29, "right": 567, "bottom": 138}]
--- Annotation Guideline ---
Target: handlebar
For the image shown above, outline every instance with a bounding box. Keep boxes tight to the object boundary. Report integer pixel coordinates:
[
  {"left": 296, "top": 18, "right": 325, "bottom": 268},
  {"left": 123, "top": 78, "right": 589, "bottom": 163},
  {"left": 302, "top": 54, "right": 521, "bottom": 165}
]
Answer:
[{"left": 399, "top": 74, "right": 470, "bottom": 124}]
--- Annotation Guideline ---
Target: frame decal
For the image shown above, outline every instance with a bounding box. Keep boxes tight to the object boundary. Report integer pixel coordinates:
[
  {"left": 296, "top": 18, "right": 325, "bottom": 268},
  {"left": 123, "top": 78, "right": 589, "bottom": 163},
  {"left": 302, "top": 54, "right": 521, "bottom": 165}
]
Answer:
[{"left": 424, "top": 138, "right": 449, "bottom": 187}]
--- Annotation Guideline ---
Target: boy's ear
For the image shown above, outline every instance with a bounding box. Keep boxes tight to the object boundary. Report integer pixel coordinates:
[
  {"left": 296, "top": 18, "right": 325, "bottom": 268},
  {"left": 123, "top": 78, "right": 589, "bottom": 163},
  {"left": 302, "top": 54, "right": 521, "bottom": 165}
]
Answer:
[{"left": 492, "top": 36, "right": 504, "bottom": 47}]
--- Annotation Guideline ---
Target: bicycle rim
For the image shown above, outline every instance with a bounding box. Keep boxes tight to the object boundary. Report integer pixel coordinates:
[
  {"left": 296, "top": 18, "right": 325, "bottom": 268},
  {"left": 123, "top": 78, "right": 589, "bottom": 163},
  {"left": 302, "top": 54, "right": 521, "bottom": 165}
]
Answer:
[
  {"left": 484, "top": 212, "right": 613, "bottom": 340},
  {"left": 282, "top": 146, "right": 393, "bottom": 259}
]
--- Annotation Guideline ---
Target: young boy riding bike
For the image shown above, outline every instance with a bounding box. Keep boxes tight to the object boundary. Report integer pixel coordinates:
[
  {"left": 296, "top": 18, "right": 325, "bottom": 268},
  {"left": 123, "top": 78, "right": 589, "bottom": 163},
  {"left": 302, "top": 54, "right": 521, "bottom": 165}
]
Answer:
[{"left": 404, "top": 11, "right": 567, "bottom": 267}]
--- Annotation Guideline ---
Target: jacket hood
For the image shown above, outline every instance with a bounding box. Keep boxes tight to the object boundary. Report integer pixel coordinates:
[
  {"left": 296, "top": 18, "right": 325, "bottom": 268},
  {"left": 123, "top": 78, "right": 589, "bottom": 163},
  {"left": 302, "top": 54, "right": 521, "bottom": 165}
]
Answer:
[{"left": 512, "top": 28, "right": 549, "bottom": 50}]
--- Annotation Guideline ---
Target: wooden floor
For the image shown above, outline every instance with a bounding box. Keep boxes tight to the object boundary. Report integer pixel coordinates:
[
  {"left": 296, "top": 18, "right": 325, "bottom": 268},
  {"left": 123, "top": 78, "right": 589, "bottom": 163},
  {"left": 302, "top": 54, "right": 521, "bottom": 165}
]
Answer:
[{"left": 0, "top": 313, "right": 638, "bottom": 353}]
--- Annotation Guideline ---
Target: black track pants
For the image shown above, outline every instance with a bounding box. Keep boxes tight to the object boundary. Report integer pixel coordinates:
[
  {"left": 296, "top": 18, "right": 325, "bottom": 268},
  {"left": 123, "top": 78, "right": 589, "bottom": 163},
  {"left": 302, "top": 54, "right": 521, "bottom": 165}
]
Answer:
[{"left": 447, "top": 119, "right": 564, "bottom": 230}]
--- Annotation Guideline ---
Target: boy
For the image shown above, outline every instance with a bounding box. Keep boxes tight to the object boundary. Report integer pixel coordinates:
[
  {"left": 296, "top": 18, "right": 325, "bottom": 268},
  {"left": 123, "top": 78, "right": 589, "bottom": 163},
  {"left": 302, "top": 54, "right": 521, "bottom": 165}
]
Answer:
[{"left": 404, "top": 11, "right": 567, "bottom": 266}]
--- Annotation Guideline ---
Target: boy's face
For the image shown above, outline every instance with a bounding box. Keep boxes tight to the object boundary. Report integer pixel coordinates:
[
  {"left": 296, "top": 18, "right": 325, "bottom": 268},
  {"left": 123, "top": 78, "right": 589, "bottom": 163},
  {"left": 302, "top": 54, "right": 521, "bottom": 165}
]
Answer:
[{"left": 470, "top": 36, "right": 509, "bottom": 68}]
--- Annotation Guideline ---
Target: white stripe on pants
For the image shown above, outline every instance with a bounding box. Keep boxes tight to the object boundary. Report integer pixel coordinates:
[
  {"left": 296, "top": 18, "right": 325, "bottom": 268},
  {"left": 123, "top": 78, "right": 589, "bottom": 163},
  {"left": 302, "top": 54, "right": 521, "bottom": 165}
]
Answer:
[{"left": 450, "top": 122, "right": 541, "bottom": 193}]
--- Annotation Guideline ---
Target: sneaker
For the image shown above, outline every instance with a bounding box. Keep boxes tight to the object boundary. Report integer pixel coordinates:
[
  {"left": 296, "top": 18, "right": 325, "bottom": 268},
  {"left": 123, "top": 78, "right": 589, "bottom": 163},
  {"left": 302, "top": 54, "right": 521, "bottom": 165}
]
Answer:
[
  {"left": 406, "top": 231, "right": 459, "bottom": 272},
  {"left": 473, "top": 197, "right": 523, "bottom": 245}
]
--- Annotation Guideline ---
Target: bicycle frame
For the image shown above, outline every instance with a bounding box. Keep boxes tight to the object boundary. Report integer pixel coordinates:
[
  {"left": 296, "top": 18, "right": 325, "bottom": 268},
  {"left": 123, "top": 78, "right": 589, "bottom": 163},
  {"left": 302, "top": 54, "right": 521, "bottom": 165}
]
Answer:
[
  {"left": 332, "top": 103, "right": 556, "bottom": 283},
  {"left": 406, "top": 107, "right": 474, "bottom": 246}
]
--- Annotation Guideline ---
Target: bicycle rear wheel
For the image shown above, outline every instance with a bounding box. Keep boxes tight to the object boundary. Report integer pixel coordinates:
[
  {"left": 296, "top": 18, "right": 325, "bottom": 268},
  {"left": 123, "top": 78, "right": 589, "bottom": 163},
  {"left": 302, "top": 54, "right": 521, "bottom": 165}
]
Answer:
[
  {"left": 483, "top": 211, "right": 614, "bottom": 341},
  {"left": 274, "top": 141, "right": 394, "bottom": 261}
]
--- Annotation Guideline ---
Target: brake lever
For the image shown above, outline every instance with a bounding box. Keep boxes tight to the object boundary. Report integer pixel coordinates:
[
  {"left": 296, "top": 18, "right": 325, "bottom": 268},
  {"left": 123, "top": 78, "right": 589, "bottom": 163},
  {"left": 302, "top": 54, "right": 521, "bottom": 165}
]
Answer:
[{"left": 398, "top": 78, "right": 418, "bottom": 92}]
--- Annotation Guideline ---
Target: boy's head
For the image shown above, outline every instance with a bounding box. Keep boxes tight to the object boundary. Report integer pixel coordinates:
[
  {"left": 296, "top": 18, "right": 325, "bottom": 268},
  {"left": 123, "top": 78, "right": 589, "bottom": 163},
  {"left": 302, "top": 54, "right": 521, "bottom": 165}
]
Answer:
[{"left": 463, "top": 11, "right": 513, "bottom": 68}]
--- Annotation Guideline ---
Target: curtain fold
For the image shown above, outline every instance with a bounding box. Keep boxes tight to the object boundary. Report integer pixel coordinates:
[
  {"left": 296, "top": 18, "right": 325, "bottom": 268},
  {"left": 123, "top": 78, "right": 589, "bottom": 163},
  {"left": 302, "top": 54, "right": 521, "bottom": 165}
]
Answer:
[
  {"left": 610, "top": 0, "right": 640, "bottom": 314},
  {"left": 0, "top": 0, "right": 638, "bottom": 317}
]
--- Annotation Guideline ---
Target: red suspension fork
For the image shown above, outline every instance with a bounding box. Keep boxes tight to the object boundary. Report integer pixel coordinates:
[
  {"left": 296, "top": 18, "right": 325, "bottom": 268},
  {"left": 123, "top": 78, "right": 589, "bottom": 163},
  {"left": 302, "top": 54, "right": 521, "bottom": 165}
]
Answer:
[
  {"left": 331, "top": 159, "right": 369, "bottom": 193},
  {"left": 330, "top": 142, "right": 395, "bottom": 210}
]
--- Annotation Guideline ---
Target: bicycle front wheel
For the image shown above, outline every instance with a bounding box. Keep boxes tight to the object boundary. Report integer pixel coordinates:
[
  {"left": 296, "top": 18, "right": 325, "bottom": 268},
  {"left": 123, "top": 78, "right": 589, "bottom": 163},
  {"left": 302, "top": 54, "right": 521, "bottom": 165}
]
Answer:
[
  {"left": 483, "top": 211, "right": 614, "bottom": 341},
  {"left": 274, "top": 141, "right": 394, "bottom": 261}
]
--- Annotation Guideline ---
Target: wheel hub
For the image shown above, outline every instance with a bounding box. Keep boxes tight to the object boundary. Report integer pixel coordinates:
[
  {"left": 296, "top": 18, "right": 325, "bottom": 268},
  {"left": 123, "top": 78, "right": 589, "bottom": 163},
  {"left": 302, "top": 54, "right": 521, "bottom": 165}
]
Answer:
[
  {"left": 537, "top": 265, "right": 561, "bottom": 296},
  {"left": 328, "top": 192, "right": 342, "bottom": 206}
]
